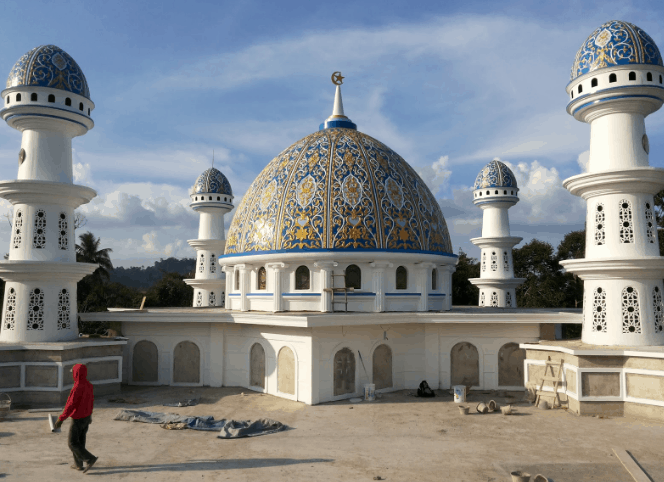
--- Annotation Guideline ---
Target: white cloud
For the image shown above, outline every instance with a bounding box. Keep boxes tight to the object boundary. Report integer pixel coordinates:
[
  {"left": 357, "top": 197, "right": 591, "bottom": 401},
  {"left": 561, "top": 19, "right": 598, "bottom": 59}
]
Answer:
[
  {"left": 577, "top": 150, "right": 590, "bottom": 173},
  {"left": 417, "top": 155, "right": 452, "bottom": 197}
]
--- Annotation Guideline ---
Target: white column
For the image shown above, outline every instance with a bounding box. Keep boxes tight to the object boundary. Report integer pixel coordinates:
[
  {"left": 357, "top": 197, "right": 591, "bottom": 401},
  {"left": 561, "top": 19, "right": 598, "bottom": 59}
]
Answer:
[
  {"left": 236, "top": 264, "right": 252, "bottom": 312},
  {"left": 314, "top": 261, "right": 337, "bottom": 313},
  {"left": 221, "top": 266, "right": 233, "bottom": 309},
  {"left": 416, "top": 263, "right": 435, "bottom": 312},
  {"left": 370, "top": 261, "right": 391, "bottom": 313},
  {"left": 267, "top": 263, "right": 288, "bottom": 312}
]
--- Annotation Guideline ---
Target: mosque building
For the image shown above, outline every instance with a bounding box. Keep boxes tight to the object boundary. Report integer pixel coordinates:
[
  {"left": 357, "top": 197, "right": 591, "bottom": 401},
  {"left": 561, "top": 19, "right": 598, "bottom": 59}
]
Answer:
[{"left": 2, "top": 21, "right": 664, "bottom": 419}]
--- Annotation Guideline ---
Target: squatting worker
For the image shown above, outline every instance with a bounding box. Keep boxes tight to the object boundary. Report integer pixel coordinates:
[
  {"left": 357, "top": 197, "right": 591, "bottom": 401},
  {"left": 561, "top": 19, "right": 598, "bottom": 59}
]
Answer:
[{"left": 54, "top": 364, "right": 98, "bottom": 473}]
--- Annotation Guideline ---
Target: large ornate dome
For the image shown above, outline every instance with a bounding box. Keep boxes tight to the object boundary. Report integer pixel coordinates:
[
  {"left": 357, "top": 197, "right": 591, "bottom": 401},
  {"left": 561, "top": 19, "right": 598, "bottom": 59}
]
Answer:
[
  {"left": 225, "top": 128, "right": 452, "bottom": 256},
  {"left": 193, "top": 167, "right": 232, "bottom": 195},
  {"left": 474, "top": 159, "right": 517, "bottom": 190},
  {"left": 570, "top": 20, "right": 663, "bottom": 81},
  {"left": 6, "top": 45, "right": 90, "bottom": 99}
]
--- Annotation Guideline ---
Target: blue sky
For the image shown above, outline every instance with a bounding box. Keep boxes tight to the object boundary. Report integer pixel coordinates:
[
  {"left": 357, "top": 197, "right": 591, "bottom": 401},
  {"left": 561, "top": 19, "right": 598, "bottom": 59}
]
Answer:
[{"left": 0, "top": 0, "right": 663, "bottom": 267}]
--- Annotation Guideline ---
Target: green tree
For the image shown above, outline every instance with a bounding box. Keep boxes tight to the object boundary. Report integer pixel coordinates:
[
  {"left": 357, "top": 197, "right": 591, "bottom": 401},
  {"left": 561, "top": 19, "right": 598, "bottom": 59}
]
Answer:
[
  {"left": 451, "top": 249, "right": 480, "bottom": 306},
  {"left": 513, "top": 239, "right": 566, "bottom": 308},
  {"left": 76, "top": 231, "right": 113, "bottom": 283},
  {"left": 75, "top": 232, "right": 115, "bottom": 334},
  {"left": 556, "top": 230, "right": 585, "bottom": 308},
  {"left": 145, "top": 272, "right": 194, "bottom": 307}
]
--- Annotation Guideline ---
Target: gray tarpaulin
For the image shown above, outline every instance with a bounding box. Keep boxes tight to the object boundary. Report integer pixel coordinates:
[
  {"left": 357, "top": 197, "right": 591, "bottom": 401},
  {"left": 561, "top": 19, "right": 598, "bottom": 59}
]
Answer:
[{"left": 113, "top": 409, "right": 286, "bottom": 438}]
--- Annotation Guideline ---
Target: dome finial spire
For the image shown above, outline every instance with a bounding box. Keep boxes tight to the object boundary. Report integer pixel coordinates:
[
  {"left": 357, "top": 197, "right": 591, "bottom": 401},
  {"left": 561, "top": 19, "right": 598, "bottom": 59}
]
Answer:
[{"left": 319, "top": 72, "right": 357, "bottom": 131}]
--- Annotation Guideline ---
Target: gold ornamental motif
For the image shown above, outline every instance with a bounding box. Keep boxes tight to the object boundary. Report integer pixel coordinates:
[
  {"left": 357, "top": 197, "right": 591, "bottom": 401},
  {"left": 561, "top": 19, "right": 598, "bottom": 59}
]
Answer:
[{"left": 224, "top": 127, "right": 452, "bottom": 255}]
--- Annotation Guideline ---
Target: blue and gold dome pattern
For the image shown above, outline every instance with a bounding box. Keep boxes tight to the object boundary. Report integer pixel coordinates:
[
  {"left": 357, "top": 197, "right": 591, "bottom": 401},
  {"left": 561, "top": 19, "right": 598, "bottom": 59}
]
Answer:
[
  {"left": 194, "top": 167, "right": 233, "bottom": 195},
  {"left": 474, "top": 160, "right": 517, "bottom": 190},
  {"left": 6, "top": 45, "right": 90, "bottom": 99},
  {"left": 570, "top": 21, "right": 663, "bottom": 81},
  {"left": 225, "top": 128, "right": 453, "bottom": 256}
]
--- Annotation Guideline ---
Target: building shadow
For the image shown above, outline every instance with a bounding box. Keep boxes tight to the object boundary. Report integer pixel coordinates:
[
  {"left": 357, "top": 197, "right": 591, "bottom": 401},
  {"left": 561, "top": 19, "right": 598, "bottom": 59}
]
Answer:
[{"left": 89, "top": 458, "right": 334, "bottom": 475}]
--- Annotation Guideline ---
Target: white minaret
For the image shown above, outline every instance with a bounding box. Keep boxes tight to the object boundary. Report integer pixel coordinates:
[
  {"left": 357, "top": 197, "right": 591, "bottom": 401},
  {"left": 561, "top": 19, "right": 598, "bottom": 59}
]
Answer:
[
  {"left": 0, "top": 45, "right": 97, "bottom": 343},
  {"left": 184, "top": 167, "right": 233, "bottom": 307},
  {"left": 561, "top": 20, "right": 664, "bottom": 346},
  {"left": 469, "top": 159, "right": 525, "bottom": 307}
]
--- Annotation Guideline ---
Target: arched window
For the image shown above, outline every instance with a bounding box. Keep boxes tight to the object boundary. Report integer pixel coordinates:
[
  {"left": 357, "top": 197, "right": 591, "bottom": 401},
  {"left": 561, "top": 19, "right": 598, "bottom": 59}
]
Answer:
[
  {"left": 16, "top": 93, "right": 21, "bottom": 102},
  {"left": 431, "top": 268, "right": 438, "bottom": 290},
  {"left": 660, "top": 75, "right": 663, "bottom": 84},
  {"left": 571, "top": 91, "right": 574, "bottom": 99},
  {"left": 30, "top": 93, "right": 37, "bottom": 101},
  {"left": 577, "top": 84, "right": 582, "bottom": 94},
  {"left": 65, "top": 97, "right": 71, "bottom": 106},
  {"left": 5, "top": 96, "right": 9, "bottom": 104},
  {"left": 647, "top": 72, "right": 653, "bottom": 82},
  {"left": 345, "top": 264, "right": 361, "bottom": 289},
  {"left": 257, "top": 267, "right": 267, "bottom": 290},
  {"left": 396, "top": 266, "right": 407, "bottom": 290},
  {"left": 295, "top": 265, "right": 310, "bottom": 290},
  {"left": 79, "top": 102, "right": 83, "bottom": 111},
  {"left": 234, "top": 270, "right": 240, "bottom": 291},
  {"left": 48, "top": 94, "right": 55, "bottom": 103},
  {"left": 591, "top": 78, "right": 598, "bottom": 87},
  {"left": 87, "top": 108, "right": 90, "bottom": 115},
  {"left": 217, "top": 196, "right": 220, "bottom": 201},
  {"left": 209, "top": 196, "right": 212, "bottom": 200},
  {"left": 629, "top": 71, "right": 636, "bottom": 81},
  {"left": 609, "top": 73, "right": 617, "bottom": 83}
]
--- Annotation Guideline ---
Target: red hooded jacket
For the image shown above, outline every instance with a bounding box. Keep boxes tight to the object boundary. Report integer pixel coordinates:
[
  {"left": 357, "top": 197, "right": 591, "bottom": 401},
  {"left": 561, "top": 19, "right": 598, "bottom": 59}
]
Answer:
[{"left": 59, "top": 364, "right": 94, "bottom": 421}]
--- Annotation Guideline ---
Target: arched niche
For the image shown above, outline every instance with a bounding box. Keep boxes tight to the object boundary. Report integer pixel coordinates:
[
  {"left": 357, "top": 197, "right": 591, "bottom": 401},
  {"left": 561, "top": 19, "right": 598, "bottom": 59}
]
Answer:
[
  {"left": 450, "top": 342, "right": 479, "bottom": 388},
  {"left": 277, "top": 346, "right": 295, "bottom": 395},
  {"left": 250, "top": 343, "right": 266, "bottom": 389},
  {"left": 345, "top": 265, "right": 361, "bottom": 289},
  {"left": 498, "top": 342, "right": 526, "bottom": 387},
  {"left": 173, "top": 341, "right": 200, "bottom": 384},
  {"left": 372, "top": 344, "right": 392, "bottom": 390},
  {"left": 132, "top": 340, "right": 158, "bottom": 383},
  {"left": 334, "top": 347, "right": 356, "bottom": 396}
]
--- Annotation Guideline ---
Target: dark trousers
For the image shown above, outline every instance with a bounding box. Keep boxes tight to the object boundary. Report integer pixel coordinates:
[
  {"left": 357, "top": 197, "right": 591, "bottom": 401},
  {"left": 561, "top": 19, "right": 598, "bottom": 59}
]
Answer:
[{"left": 68, "top": 416, "right": 95, "bottom": 467}]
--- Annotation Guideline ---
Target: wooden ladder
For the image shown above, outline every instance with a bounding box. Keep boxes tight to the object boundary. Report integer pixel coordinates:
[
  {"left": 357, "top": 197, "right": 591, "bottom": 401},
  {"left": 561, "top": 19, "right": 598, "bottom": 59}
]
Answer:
[
  {"left": 324, "top": 271, "right": 352, "bottom": 312},
  {"left": 535, "top": 356, "right": 564, "bottom": 408}
]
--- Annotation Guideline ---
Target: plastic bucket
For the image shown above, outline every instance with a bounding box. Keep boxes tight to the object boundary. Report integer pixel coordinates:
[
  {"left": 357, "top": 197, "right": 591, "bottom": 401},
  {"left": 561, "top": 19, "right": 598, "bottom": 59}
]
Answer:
[
  {"left": 453, "top": 385, "right": 466, "bottom": 403},
  {"left": 364, "top": 384, "right": 375, "bottom": 401}
]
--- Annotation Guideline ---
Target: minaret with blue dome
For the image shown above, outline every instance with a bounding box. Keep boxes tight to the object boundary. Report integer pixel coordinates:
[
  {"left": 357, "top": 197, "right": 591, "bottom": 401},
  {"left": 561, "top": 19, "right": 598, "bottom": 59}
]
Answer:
[
  {"left": 0, "top": 45, "right": 98, "bottom": 343},
  {"left": 184, "top": 166, "right": 234, "bottom": 308},
  {"left": 469, "top": 159, "right": 524, "bottom": 307},
  {"left": 562, "top": 20, "right": 664, "bottom": 346}
]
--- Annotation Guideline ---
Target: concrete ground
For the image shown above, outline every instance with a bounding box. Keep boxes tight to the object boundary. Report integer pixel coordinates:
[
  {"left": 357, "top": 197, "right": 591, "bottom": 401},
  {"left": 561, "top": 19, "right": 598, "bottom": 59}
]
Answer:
[{"left": 1, "top": 386, "right": 663, "bottom": 481}]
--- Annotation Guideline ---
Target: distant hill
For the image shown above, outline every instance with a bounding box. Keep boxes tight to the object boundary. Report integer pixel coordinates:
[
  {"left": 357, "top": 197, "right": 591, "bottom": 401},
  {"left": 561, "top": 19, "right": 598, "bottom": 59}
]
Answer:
[{"left": 109, "top": 257, "right": 196, "bottom": 289}]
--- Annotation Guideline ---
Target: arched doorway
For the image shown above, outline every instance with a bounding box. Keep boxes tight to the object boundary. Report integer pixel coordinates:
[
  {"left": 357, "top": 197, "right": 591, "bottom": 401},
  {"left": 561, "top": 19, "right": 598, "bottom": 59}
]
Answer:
[
  {"left": 372, "top": 344, "right": 392, "bottom": 390},
  {"left": 334, "top": 347, "right": 356, "bottom": 396},
  {"left": 132, "top": 340, "right": 158, "bottom": 383},
  {"left": 250, "top": 343, "right": 266, "bottom": 389},
  {"left": 450, "top": 342, "right": 480, "bottom": 388},
  {"left": 498, "top": 342, "right": 526, "bottom": 387},
  {"left": 277, "top": 346, "right": 295, "bottom": 395},
  {"left": 173, "top": 341, "right": 200, "bottom": 384}
]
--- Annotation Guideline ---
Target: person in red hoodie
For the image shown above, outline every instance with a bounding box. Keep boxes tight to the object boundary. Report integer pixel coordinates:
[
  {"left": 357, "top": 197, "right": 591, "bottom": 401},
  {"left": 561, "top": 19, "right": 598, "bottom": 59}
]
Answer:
[{"left": 54, "top": 364, "right": 98, "bottom": 473}]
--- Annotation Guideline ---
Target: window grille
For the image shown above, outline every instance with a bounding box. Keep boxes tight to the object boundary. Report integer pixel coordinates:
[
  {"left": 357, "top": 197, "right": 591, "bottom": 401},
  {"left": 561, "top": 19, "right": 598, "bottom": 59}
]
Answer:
[{"left": 622, "top": 286, "right": 641, "bottom": 333}]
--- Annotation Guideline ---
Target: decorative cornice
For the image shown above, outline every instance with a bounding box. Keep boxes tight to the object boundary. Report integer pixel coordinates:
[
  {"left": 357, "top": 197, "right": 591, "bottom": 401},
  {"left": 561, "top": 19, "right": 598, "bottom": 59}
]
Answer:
[
  {"left": 470, "top": 236, "right": 523, "bottom": 249},
  {"left": 0, "top": 261, "right": 97, "bottom": 282},
  {"left": 560, "top": 257, "right": 664, "bottom": 280},
  {"left": 563, "top": 168, "right": 664, "bottom": 198}
]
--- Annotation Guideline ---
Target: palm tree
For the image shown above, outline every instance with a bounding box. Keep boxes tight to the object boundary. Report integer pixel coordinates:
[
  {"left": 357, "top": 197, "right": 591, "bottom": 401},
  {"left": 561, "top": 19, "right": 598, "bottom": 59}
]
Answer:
[{"left": 76, "top": 231, "right": 114, "bottom": 282}]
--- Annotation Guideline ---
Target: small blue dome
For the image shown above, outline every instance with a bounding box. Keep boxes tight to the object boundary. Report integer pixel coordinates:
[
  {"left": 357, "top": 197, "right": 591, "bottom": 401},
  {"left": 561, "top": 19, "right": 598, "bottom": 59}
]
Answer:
[
  {"left": 194, "top": 168, "right": 232, "bottom": 196},
  {"left": 474, "top": 160, "right": 517, "bottom": 190},
  {"left": 570, "top": 21, "right": 663, "bottom": 81},
  {"left": 6, "top": 45, "right": 90, "bottom": 99}
]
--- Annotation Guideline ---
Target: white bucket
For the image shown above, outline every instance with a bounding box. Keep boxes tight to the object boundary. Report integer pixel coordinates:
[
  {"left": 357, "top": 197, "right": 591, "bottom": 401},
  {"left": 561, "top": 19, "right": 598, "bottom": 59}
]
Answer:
[
  {"left": 364, "top": 383, "right": 376, "bottom": 401},
  {"left": 453, "top": 385, "right": 466, "bottom": 403}
]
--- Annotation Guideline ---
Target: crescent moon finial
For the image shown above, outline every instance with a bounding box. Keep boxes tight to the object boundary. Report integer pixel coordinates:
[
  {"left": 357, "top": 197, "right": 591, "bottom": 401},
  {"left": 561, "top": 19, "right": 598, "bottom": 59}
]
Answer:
[{"left": 331, "top": 71, "right": 344, "bottom": 85}]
